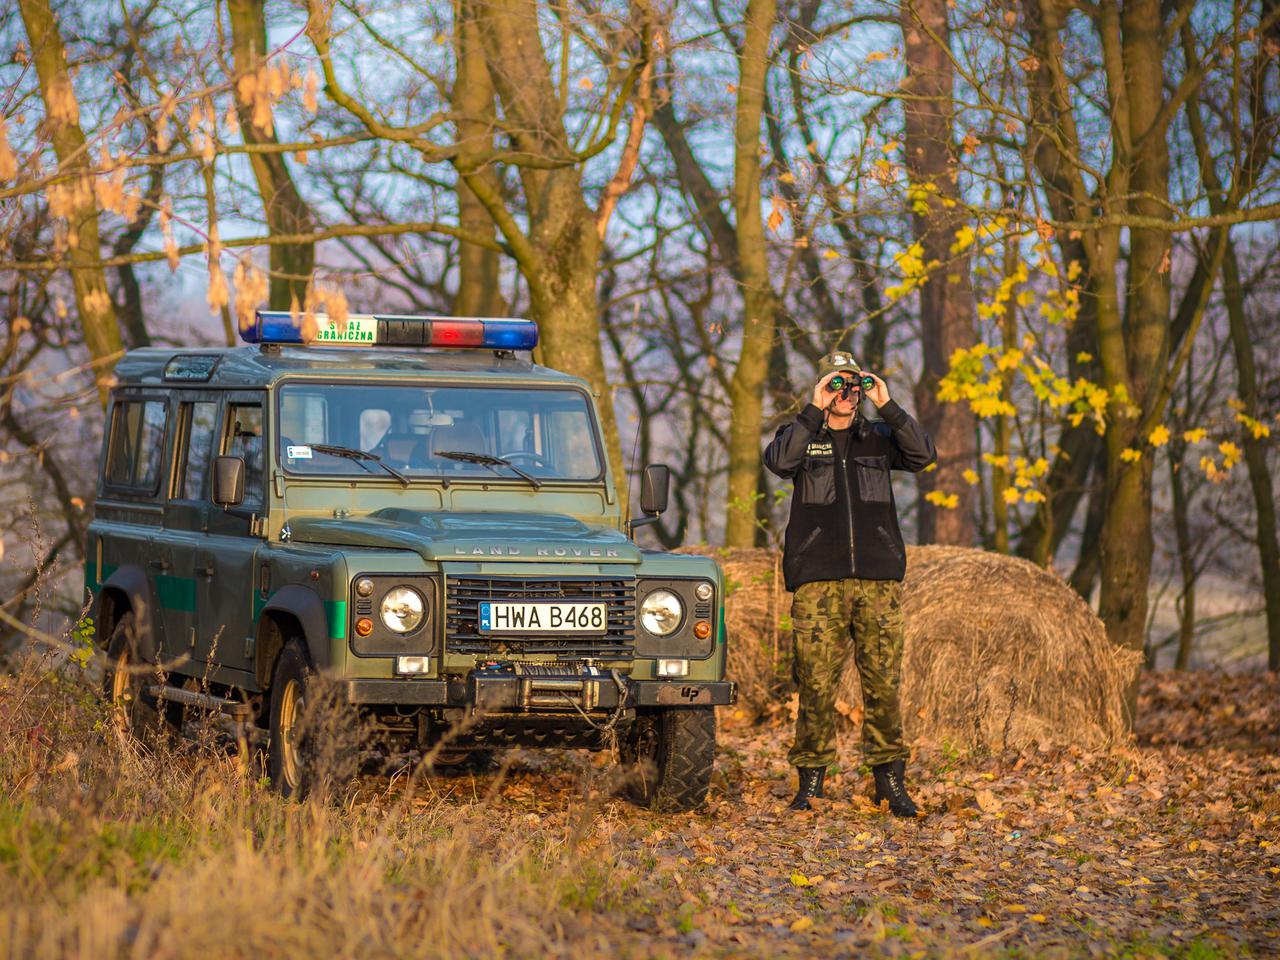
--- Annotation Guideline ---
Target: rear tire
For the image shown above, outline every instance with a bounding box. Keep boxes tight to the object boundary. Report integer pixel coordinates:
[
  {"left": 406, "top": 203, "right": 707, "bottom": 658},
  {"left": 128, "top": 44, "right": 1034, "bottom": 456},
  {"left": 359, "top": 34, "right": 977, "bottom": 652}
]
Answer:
[
  {"left": 103, "top": 612, "right": 176, "bottom": 748},
  {"left": 620, "top": 708, "right": 716, "bottom": 812}
]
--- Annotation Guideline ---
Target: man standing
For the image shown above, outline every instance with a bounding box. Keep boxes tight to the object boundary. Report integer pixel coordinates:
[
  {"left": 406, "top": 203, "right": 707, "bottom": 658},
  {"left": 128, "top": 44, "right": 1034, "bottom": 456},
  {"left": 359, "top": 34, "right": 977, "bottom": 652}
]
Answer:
[{"left": 764, "top": 351, "right": 936, "bottom": 816}]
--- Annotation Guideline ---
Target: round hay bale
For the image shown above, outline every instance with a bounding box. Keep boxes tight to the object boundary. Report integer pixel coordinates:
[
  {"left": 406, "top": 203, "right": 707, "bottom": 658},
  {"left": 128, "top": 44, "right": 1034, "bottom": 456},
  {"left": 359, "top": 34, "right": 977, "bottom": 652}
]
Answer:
[
  {"left": 678, "top": 544, "right": 1139, "bottom": 748},
  {"left": 675, "top": 546, "right": 788, "bottom": 718}
]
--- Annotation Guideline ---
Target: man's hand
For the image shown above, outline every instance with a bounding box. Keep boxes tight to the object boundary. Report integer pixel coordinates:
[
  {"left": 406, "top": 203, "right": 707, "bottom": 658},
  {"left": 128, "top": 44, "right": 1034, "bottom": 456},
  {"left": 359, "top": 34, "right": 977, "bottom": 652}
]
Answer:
[
  {"left": 864, "top": 372, "right": 891, "bottom": 408},
  {"left": 811, "top": 372, "right": 841, "bottom": 410}
]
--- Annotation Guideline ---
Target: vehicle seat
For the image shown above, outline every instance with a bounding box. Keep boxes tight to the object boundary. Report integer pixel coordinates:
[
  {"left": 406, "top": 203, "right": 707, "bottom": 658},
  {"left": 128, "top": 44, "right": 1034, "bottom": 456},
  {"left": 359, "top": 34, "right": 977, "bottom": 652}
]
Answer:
[
  {"left": 430, "top": 421, "right": 487, "bottom": 459},
  {"left": 375, "top": 432, "right": 428, "bottom": 467}
]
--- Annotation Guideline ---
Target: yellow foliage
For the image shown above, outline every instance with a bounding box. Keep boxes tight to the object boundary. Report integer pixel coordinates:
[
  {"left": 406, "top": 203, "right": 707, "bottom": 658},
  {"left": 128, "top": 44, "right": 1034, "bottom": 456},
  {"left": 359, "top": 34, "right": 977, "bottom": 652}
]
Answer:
[
  {"left": 962, "top": 468, "right": 979, "bottom": 485},
  {"left": 1183, "top": 428, "right": 1208, "bottom": 444},
  {"left": 1235, "top": 413, "right": 1271, "bottom": 439},
  {"left": 1002, "top": 487, "right": 1021, "bottom": 505},
  {"left": 925, "top": 490, "right": 960, "bottom": 510},
  {"left": 1148, "top": 425, "right": 1170, "bottom": 447},
  {"left": 1022, "top": 489, "right": 1046, "bottom": 504},
  {"left": 1120, "top": 448, "right": 1142, "bottom": 463}
]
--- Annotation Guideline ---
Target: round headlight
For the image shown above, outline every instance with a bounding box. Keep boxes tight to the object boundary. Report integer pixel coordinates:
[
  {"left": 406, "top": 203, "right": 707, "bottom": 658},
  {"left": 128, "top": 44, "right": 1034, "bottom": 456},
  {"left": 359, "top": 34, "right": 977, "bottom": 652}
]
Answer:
[
  {"left": 380, "top": 586, "right": 425, "bottom": 633},
  {"left": 640, "top": 589, "right": 684, "bottom": 637}
]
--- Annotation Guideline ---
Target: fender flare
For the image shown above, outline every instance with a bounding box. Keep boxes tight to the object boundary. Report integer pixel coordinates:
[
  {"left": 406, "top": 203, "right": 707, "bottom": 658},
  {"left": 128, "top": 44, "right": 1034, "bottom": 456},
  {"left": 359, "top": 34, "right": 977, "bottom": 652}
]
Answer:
[
  {"left": 98, "top": 565, "right": 158, "bottom": 662},
  {"left": 257, "top": 584, "right": 332, "bottom": 683}
]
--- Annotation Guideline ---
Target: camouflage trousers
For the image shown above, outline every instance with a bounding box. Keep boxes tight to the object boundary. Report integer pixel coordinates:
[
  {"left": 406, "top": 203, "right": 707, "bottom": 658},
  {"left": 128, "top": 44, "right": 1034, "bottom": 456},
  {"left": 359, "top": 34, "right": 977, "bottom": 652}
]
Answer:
[{"left": 788, "top": 578, "right": 907, "bottom": 770}]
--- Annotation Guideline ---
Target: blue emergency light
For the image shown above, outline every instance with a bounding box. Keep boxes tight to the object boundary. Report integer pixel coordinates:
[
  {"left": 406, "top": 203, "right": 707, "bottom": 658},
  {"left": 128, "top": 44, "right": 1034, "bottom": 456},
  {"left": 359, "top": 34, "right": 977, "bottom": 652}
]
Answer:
[{"left": 242, "top": 310, "right": 539, "bottom": 351}]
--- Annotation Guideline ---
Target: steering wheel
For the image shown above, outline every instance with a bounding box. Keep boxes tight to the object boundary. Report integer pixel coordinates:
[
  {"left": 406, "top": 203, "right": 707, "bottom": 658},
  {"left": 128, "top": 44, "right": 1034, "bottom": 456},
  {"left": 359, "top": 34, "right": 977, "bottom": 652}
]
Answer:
[{"left": 498, "top": 450, "right": 551, "bottom": 469}]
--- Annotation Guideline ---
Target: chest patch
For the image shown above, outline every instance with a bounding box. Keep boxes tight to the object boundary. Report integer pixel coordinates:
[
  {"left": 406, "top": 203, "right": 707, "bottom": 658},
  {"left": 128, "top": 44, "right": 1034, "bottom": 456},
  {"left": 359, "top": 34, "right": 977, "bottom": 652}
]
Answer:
[{"left": 805, "top": 440, "right": 834, "bottom": 458}]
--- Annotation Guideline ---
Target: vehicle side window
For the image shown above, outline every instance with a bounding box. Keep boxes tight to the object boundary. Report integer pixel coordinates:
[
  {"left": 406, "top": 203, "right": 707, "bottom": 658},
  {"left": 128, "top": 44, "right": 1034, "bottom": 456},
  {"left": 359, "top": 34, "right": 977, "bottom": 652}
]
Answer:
[
  {"left": 179, "top": 401, "right": 219, "bottom": 500},
  {"left": 105, "top": 399, "right": 168, "bottom": 493},
  {"left": 226, "top": 403, "right": 264, "bottom": 510}
]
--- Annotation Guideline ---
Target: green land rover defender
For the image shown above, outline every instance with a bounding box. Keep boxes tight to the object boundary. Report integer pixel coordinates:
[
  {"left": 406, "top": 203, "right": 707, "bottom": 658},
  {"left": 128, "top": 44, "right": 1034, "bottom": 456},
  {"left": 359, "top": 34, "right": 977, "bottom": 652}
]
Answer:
[{"left": 86, "top": 311, "right": 733, "bottom": 810}]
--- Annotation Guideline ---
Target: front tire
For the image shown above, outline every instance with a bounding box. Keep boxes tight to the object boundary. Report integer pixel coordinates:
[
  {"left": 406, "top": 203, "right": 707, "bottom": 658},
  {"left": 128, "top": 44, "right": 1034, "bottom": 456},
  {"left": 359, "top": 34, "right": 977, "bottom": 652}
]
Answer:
[
  {"left": 268, "top": 641, "right": 313, "bottom": 799},
  {"left": 620, "top": 708, "right": 716, "bottom": 812}
]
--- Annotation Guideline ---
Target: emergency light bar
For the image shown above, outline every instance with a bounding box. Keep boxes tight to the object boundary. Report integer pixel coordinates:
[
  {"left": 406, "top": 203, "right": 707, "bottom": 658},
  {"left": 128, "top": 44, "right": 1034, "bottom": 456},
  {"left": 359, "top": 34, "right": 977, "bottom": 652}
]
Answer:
[{"left": 242, "top": 310, "right": 539, "bottom": 350}]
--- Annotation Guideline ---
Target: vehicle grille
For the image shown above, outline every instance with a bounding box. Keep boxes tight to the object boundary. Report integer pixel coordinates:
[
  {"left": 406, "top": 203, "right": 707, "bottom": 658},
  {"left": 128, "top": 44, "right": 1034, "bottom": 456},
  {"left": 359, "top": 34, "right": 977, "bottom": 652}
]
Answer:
[{"left": 445, "top": 575, "right": 635, "bottom": 657}]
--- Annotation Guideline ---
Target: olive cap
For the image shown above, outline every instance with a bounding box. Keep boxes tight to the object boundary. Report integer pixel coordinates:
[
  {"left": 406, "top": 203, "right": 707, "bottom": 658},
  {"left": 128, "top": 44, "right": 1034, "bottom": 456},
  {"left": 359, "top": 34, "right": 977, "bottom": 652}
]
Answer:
[{"left": 817, "top": 351, "right": 863, "bottom": 379}]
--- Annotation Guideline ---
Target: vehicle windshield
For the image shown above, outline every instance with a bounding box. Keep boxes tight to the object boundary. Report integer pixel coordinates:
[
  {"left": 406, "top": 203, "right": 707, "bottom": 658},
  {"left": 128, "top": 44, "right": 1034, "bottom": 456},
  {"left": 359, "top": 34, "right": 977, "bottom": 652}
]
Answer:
[{"left": 277, "top": 383, "right": 603, "bottom": 482}]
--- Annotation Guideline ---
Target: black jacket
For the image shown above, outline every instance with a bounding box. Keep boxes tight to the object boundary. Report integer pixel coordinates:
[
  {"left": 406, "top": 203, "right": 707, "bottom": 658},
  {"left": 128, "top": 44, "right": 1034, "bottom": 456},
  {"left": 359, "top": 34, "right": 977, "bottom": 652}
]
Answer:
[{"left": 764, "top": 399, "right": 937, "bottom": 590}]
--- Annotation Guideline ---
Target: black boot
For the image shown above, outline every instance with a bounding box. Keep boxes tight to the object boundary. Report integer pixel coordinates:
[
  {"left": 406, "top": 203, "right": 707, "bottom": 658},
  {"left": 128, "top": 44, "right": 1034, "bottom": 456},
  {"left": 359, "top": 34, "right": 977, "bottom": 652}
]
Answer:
[
  {"left": 789, "top": 767, "right": 826, "bottom": 811},
  {"left": 872, "top": 759, "right": 918, "bottom": 818}
]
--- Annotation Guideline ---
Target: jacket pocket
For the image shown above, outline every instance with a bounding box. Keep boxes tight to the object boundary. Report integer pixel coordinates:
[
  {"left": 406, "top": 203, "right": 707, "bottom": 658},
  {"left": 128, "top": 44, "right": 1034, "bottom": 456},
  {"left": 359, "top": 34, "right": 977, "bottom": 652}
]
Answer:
[
  {"left": 854, "top": 455, "right": 891, "bottom": 503},
  {"left": 799, "top": 458, "right": 836, "bottom": 505},
  {"left": 876, "top": 524, "right": 905, "bottom": 564}
]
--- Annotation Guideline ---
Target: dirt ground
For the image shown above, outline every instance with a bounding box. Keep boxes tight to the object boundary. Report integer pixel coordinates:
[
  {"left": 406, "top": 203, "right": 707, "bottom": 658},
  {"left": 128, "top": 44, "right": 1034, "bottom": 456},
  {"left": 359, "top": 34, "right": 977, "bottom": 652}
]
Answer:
[
  {"left": 388, "top": 671, "right": 1280, "bottom": 958},
  {"left": 2, "top": 670, "right": 1277, "bottom": 959}
]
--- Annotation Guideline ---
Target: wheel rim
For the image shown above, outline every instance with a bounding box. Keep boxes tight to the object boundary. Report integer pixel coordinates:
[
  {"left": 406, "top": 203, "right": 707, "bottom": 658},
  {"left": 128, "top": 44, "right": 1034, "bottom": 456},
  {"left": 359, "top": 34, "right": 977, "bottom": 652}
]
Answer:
[
  {"left": 279, "top": 677, "right": 304, "bottom": 789},
  {"left": 110, "top": 648, "right": 134, "bottom": 726}
]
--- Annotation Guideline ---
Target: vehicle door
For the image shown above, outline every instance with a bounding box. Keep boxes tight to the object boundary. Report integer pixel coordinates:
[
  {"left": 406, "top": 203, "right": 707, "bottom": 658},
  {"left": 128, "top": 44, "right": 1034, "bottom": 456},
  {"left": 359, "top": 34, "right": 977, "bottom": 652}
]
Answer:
[
  {"left": 196, "top": 392, "right": 266, "bottom": 679},
  {"left": 159, "top": 395, "right": 220, "bottom": 673},
  {"left": 97, "top": 392, "right": 172, "bottom": 655}
]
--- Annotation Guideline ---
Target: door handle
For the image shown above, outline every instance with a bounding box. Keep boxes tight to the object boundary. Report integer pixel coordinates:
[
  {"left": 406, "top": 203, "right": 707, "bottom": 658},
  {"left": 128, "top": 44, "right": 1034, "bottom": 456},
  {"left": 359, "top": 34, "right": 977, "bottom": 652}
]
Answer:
[
  {"left": 149, "top": 558, "right": 170, "bottom": 572},
  {"left": 197, "top": 565, "right": 215, "bottom": 578}
]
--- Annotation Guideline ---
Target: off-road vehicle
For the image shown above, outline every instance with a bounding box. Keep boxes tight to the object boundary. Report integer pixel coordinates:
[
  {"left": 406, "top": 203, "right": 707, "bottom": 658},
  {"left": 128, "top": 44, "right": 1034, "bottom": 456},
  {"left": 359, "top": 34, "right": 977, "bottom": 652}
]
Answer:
[{"left": 86, "top": 311, "right": 732, "bottom": 810}]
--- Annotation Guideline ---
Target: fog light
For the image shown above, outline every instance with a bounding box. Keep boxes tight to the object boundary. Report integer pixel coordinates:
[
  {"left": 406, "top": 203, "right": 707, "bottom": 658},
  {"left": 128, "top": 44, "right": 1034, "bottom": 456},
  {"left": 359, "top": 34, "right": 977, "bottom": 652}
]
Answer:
[
  {"left": 694, "top": 581, "right": 714, "bottom": 601},
  {"left": 693, "top": 620, "right": 712, "bottom": 640},
  {"left": 657, "top": 659, "right": 688, "bottom": 678},
  {"left": 355, "top": 617, "right": 373, "bottom": 637},
  {"left": 396, "top": 656, "right": 431, "bottom": 675}
]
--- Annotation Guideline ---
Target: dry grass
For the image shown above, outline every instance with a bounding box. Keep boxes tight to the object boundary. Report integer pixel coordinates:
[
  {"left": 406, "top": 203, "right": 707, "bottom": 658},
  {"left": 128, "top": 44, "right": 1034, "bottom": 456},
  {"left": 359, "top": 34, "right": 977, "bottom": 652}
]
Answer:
[
  {"left": 0, "top": 659, "right": 615, "bottom": 960},
  {"left": 683, "top": 544, "right": 1140, "bottom": 749}
]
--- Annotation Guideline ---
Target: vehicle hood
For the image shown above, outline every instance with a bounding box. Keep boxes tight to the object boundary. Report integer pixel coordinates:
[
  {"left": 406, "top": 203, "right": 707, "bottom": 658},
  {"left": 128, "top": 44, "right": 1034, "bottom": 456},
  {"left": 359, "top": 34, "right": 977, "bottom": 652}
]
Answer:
[{"left": 286, "top": 509, "right": 641, "bottom": 564}]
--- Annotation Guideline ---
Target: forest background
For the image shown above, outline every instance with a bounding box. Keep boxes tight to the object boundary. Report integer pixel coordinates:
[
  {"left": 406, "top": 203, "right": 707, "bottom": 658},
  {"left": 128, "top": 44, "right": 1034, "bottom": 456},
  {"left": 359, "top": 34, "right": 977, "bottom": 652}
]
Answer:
[{"left": 1, "top": 0, "right": 1278, "bottom": 688}]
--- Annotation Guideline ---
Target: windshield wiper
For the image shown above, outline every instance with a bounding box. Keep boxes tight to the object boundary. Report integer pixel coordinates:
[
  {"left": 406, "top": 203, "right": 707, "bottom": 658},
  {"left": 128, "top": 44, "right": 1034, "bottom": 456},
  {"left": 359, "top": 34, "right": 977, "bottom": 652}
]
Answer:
[
  {"left": 435, "top": 450, "right": 542, "bottom": 489},
  {"left": 310, "top": 444, "right": 410, "bottom": 488}
]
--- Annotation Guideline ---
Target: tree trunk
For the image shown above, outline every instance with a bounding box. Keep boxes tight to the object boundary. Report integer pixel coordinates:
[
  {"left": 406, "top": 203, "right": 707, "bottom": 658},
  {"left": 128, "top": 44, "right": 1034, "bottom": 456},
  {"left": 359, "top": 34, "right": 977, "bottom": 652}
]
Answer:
[
  {"left": 901, "top": 0, "right": 978, "bottom": 546},
  {"left": 228, "top": 0, "right": 315, "bottom": 308},
  {"left": 1168, "top": 442, "right": 1196, "bottom": 670},
  {"left": 471, "top": 0, "right": 625, "bottom": 498},
  {"left": 1099, "top": 0, "right": 1170, "bottom": 719},
  {"left": 1223, "top": 243, "right": 1280, "bottom": 670},
  {"left": 723, "top": 0, "right": 779, "bottom": 549},
  {"left": 18, "top": 0, "right": 122, "bottom": 405},
  {"left": 453, "top": 0, "right": 505, "bottom": 317}
]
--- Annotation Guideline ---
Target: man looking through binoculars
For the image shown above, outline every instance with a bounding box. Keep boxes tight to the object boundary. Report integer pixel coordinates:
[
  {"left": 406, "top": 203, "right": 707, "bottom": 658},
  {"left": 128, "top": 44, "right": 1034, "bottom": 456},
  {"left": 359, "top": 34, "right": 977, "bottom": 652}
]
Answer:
[{"left": 764, "top": 351, "right": 937, "bottom": 816}]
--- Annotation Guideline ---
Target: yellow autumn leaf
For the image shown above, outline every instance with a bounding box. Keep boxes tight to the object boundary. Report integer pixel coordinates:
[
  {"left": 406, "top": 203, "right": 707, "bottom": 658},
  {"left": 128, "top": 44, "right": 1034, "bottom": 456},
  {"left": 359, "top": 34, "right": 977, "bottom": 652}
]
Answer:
[
  {"left": 1022, "top": 489, "right": 1046, "bottom": 504},
  {"left": 1003, "top": 487, "right": 1021, "bottom": 505},
  {"left": 1120, "top": 447, "right": 1142, "bottom": 463},
  {"left": 822, "top": 249, "right": 839, "bottom": 260},
  {"left": 578, "top": 76, "right": 594, "bottom": 90},
  {"left": 790, "top": 872, "right": 812, "bottom": 887},
  {"left": 1184, "top": 428, "right": 1208, "bottom": 444},
  {"left": 790, "top": 916, "right": 815, "bottom": 933},
  {"left": 962, "top": 468, "right": 979, "bottom": 485},
  {"left": 1148, "top": 425, "right": 1170, "bottom": 447}
]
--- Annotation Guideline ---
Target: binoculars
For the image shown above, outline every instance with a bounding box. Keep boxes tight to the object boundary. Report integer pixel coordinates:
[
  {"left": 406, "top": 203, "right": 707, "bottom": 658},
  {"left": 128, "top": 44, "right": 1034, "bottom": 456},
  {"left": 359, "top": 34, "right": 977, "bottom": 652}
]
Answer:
[{"left": 827, "top": 373, "right": 876, "bottom": 399}]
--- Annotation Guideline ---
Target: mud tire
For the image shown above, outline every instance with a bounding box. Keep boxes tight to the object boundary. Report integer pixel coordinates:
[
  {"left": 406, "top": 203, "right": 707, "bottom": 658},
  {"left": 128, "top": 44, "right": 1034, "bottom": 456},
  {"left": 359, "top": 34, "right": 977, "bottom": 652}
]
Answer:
[
  {"left": 103, "top": 612, "right": 178, "bottom": 747},
  {"left": 620, "top": 707, "right": 716, "bottom": 812}
]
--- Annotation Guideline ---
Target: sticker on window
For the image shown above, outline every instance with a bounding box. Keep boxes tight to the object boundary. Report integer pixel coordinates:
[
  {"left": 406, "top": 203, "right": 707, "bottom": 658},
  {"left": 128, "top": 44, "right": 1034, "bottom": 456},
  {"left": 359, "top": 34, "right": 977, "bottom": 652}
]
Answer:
[{"left": 287, "top": 445, "right": 313, "bottom": 459}]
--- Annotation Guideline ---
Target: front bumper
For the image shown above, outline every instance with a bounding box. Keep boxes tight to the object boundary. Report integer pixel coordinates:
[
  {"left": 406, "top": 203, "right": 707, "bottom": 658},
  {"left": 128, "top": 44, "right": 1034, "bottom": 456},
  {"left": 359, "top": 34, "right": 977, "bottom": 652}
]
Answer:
[{"left": 346, "top": 674, "right": 736, "bottom": 710}]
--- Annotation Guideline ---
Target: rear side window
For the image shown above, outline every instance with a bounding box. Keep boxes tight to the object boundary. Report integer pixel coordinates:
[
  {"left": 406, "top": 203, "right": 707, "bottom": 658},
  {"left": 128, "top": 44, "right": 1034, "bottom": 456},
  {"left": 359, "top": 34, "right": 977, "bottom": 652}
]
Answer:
[
  {"left": 105, "top": 399, "right": 168, "bottom": 493},
  {"left": 179, "top": 401, "right": 219, "bottom": 500}
]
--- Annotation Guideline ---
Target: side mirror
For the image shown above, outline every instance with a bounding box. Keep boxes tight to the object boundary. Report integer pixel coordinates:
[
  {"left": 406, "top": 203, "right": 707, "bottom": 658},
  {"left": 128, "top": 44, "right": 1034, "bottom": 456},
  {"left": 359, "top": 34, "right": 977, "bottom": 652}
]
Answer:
[
  {"left": 212, "top": 456, "right": 245, "bottom": 508},
  {"left": 629, "top": 463, "right": 671, "bottom": 536},
  {"left": 639, "top": 463, "right": 671, "bottom": 515}
]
